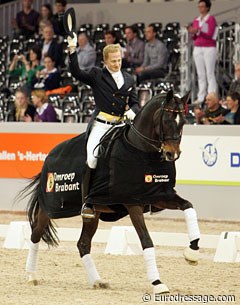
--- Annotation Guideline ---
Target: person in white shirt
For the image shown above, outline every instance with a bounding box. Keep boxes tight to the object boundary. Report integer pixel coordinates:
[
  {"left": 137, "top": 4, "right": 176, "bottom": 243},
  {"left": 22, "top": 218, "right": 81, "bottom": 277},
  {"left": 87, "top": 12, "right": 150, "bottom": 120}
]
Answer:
[{"left": 76, "top": 32, "right": 96, "bottom": 70}]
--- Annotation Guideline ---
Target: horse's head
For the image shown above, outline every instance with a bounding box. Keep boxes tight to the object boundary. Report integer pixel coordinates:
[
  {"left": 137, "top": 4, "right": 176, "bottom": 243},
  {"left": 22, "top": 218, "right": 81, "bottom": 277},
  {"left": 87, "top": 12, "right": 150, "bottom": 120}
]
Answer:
[
  {"left": 154, "top": 89, "right": 189, "bottom": 161},
  {"left": 127, "top": 89, "right": 189, "bottom": 160}
]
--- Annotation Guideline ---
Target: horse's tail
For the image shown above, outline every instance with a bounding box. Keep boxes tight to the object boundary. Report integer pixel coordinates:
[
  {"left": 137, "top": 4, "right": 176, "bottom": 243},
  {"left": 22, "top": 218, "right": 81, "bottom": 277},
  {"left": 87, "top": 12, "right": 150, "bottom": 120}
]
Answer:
[{"left": 18, "top": 173, "right": 59, "bottom": 247}]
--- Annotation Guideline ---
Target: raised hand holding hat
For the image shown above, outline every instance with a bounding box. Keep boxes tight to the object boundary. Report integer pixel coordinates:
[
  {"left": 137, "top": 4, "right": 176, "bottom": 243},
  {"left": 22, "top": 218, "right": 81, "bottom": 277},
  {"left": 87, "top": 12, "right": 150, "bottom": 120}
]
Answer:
[{"left": 67, "top": 32, "right": 77, "bottom": 54}]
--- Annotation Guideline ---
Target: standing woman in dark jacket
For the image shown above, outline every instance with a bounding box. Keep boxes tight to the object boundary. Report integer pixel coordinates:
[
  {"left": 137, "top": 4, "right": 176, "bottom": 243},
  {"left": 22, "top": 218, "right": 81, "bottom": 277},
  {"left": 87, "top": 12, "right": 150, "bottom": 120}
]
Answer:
[{"left": 67, "top": 33, "right": 140, "bottom": 218}]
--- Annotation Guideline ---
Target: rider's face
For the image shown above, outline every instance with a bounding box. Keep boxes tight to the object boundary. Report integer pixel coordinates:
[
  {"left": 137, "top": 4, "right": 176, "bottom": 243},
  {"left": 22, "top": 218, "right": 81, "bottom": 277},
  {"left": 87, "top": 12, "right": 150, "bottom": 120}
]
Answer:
[{"left": 104, "top": 51, "right": 122, "bottom": 73}]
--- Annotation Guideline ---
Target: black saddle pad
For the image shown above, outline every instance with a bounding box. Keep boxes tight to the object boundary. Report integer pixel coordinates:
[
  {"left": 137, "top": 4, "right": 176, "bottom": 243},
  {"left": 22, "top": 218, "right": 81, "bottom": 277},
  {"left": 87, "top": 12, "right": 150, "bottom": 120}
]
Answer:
[
  {"left": 39, "top": 134, "right": 86, "bottom": 218},
  {"left": 87, "top": 132, "right": 176, "bottom": 205},
  {"left": 38, "top": 128, "right": 176, "bottom": 219}
]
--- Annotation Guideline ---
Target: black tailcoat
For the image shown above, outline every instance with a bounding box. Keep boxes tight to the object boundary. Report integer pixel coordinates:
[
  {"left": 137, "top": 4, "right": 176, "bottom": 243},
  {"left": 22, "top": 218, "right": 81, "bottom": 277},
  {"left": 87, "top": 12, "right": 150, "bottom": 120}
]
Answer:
[{"left": 69, "top": 52, "right": 140, "bottom": 118}]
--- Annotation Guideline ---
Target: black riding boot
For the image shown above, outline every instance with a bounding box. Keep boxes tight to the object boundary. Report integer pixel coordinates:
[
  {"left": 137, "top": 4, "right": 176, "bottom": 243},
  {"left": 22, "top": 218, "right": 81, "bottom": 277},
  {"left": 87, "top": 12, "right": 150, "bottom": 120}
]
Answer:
[{"left": 81, "top": 165, "right": 95, "bottom": 219}]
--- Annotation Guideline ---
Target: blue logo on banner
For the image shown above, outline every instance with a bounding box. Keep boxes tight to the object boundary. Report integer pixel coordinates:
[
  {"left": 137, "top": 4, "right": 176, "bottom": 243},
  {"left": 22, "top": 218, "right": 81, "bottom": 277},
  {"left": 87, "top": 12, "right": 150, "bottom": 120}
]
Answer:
[
  {"left": 230, "top": 153, "right": 240, "bottom": 167},
  {"left": 202, "top": 143, "right": 218, "bottom": 167}
]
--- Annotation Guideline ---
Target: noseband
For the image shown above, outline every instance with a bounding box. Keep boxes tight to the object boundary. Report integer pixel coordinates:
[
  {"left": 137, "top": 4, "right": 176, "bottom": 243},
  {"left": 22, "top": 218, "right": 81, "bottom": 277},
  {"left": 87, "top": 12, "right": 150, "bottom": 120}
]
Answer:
[{"left": 127, "top": 104, "right": 185, "bottom": 153}]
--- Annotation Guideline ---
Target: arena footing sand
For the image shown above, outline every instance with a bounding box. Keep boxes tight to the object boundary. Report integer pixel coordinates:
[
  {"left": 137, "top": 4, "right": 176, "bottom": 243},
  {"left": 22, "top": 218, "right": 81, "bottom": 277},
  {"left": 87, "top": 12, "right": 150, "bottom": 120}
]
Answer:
[{"left": 0, "top": 212, "right": 239, "bottom": 305}]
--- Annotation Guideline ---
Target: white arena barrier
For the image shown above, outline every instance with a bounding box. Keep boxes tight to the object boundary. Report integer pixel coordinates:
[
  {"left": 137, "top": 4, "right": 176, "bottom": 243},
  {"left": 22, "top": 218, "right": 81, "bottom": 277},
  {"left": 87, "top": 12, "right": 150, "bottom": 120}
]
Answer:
[
  {"left": 2, "top": 221, "right": 110, "bottom": 249},
  {"left": 214, "top": 232, "right": 240, "bottom": 263},
  {"left": 2, "top": 222, "right": 220, "bottom": 257},
  {"left": 104, "top": 226, "right": 143, "bottom": 255},
  {"left": 104, "top": 226, "right": 219, "bottom": 255},
  {"left": 3, "top": 221, "right": 31, "bottom": 249}
]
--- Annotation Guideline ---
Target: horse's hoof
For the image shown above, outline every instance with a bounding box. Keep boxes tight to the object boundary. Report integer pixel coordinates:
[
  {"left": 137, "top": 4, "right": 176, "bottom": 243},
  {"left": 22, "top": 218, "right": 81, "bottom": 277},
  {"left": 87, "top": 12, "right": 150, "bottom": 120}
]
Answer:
[
  {"left": 93, "top": 280, "right": 110, "bottom": 289},
  {"left": 183, "top": 247, "right": 199, "bottom": 265},
  {"left": 28, "top": 279, "right": 38, "bottom": 286},
  {"left": 153, "top": 283, "right": 170, "bottom": 295},
  {"left": 27, "top": 273, "right": 38, "bottom": 286}
]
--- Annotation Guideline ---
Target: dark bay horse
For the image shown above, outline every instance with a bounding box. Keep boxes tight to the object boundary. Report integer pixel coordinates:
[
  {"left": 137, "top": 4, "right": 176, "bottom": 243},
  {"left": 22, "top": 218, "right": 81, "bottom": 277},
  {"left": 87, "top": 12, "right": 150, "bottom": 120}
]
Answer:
[{"left": 21, "top": 89, "right": 200, "bottom": 295}]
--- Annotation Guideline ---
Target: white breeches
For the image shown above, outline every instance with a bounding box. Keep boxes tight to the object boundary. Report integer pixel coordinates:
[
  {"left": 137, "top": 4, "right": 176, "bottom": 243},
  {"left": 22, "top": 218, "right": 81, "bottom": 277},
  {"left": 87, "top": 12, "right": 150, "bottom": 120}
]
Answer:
[
  {"left": 87, "top": 120, "right": 114, "bottom": 169},
  {"left": 193, "top": 46, "right": 217, "bottom": 102}
]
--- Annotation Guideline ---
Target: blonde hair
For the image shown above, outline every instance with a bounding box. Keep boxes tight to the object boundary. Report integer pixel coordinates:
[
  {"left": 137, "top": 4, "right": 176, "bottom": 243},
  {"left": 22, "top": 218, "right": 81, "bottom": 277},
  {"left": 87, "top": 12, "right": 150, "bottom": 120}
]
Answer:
[
  {"left": 103, "top": 44, "right": 121, "bottom": 61},
  {"left": 15, "top": 89, "right": 28, "bottom": 121},
  {"left": 32, "top": 89, "right": 47, "bottom": 103}
]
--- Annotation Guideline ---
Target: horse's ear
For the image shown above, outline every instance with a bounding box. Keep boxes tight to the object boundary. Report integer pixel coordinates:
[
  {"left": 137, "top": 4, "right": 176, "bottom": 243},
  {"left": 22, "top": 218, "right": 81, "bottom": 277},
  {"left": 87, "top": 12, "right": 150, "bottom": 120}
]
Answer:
[
  {"left": 181, "top": 91, "right": 191, "bottom": 104},
  {"left": 166, "top": 89, "right": 174, "bottom": 102},
  {"left": 181, "top": 90, "right": 191, "bottom": 113}
]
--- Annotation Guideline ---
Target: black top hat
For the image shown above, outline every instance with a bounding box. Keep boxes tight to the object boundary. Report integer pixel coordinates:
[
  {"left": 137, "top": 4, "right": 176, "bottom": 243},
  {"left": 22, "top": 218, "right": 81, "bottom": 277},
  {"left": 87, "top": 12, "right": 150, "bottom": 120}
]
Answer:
[{"left": 63, "top": 8, "right": 76, "bottom": 38}]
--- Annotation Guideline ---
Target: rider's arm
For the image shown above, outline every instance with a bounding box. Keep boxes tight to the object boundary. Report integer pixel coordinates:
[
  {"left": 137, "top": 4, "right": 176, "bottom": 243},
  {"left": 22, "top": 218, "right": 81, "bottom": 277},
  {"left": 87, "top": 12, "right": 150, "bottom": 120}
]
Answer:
[
  {"left": 69, "top": 52, "right": 95, "bottom": 86},
  {"left": 67, "top": 33, "right": 95, "bottom": 86},
  {"left": 128, "top": 86, "right": 140, "bottom": 114}
]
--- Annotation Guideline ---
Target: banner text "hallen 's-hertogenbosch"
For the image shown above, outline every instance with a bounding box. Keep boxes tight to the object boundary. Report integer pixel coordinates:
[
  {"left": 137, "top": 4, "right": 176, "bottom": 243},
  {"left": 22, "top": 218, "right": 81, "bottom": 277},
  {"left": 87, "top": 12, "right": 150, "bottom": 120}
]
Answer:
[{"left": 0, "top": 150, "right": 47, "bottom": 161}]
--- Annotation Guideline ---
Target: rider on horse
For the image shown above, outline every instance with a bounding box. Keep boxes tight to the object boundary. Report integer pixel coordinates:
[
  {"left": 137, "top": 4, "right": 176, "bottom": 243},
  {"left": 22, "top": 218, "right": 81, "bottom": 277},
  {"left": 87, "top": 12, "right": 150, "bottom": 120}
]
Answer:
[{"left": 67, "top": 35, "right": 140, "bottom": 218}]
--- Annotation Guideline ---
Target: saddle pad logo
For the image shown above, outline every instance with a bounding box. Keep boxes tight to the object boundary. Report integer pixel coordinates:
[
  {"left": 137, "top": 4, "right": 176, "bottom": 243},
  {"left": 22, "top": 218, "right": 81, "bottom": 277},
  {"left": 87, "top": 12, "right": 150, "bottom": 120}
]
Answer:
[
  {"left": 46, "top": 173, "right": 54, "bottom": 192},
  {"left": 145, "top": 174, "right": 153, "bottom": 183}
]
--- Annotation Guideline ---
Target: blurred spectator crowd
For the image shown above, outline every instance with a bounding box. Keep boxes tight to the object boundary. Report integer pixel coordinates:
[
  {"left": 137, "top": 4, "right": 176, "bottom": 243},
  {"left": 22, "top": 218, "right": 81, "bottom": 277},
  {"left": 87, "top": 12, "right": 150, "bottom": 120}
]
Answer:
[{"left": 0, "top": 0, "right": 239, "bottom": 124}]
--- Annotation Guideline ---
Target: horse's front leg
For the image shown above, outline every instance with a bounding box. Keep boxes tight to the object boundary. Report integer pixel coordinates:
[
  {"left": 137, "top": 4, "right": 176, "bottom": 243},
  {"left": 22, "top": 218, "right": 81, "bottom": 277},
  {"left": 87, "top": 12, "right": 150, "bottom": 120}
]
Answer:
[
  {"left": 77, "top": 212, "right": 109, "bottom": 289},
  {"left": 125, "top": 205, "right": 169, "bottom": 295},
  {"left": 153, "top": 194, "right": 200, "bottom": 264},
  {"left": 178, "top": 197, "right": 200, "bottom": 264}
]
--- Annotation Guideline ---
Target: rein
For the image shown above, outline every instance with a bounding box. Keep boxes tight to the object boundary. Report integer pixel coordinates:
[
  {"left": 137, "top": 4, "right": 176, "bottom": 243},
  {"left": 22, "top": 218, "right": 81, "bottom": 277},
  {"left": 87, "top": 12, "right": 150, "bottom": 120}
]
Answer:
[
  {"left": 126, "top": 119, "right": 164, "bottom": 152},
  {"left": 127, "top": 105, "right": 185, "bottom": 153}
]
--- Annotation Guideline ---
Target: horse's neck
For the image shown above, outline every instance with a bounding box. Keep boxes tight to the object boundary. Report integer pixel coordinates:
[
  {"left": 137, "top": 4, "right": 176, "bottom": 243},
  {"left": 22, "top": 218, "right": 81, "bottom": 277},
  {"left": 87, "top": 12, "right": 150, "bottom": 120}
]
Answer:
[{"left": 126, "top": 110, "right": 158, "bottom": 152}]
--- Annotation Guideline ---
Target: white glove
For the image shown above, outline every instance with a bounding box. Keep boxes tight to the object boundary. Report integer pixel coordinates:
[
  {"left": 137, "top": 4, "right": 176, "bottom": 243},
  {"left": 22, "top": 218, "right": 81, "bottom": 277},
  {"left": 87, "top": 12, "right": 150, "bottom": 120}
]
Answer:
[
  {"left": 124, "top": 109, "right": 136, "bottom": 120},
  {"left": 67, "top": 32, "right": 77, "bottom": 53}
]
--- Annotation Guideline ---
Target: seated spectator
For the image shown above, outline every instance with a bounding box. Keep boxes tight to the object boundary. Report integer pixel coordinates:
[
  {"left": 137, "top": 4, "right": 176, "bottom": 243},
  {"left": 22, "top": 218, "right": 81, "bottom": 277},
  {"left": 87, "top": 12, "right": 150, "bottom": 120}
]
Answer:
[
  {"left": 222, "top": 92, "right": 240, "bottom": 124},
  {"left": 52, "top": 0, "right": 67, "bottom": 37},
  {"left": 12, "top": 88, "right": 36, "bottom": 122},
  {"left": 30, "top": 89, "right": 58, "bottom": 122},
  {"left": 8, "top": 45, "right": 43, "bottom": 95},
  {"left": 122, "top": 25, "right": 145, "bottom": 69},
  {"left": 13, "top": 0, "right": 40, "bottom": 38},
  {"left": 95, "top": 30, "right": 123, "bottom": 67},
  {"left": 33, "top": 55, "right": 61, "bottom": 91},
  {"left": 194, "top": 92, "right": 228, "bottom": 124},
  {"left": 38, "top": 19, "right": 52, "bottom": 38},
  {"left": 229, "top": 63, "right": 240, "bottom": 95},
  {"left": 135, "top": 24, "right": 169, "bottom": 84},
  {"left": 104, "top": 30, "right": 120, "bottom": 45},
  {"left": 38, "top": 3, "right": 59, "bottom": 36},
  {"left": 39, "top": 24, "right": 62, "bottom": 68},
  {"left": 76, "top": 33, "right": 96, "bottom": 70}
]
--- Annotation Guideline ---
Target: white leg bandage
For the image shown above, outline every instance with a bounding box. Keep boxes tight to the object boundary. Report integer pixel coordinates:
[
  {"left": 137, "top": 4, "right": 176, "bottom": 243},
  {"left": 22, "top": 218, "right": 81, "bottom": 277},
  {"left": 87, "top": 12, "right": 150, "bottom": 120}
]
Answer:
[
  {"left": 82, "top": 254, "right": 101, "bottom": 286},
  {"left": 26, "top": 241, "right": 39, "bottom": 273},
  {"left": 143, "top": 247, "right": 160, "bottom": 283},
  {"left": 184, "top": 208, "right": 201, "bottom": 242}
]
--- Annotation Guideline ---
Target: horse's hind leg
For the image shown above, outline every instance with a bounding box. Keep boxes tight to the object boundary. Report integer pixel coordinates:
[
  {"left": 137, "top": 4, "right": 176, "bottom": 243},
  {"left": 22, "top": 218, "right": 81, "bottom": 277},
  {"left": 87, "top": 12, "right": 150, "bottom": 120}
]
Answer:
[
  {"left": 126, "top": 205, "right": 169, "bottom": 295},
  {"left": 77, "top": 213, "right": 109, "bottom": 289},
  {"left": 26, "top": 207, "right": 50, "bottom": 285}
]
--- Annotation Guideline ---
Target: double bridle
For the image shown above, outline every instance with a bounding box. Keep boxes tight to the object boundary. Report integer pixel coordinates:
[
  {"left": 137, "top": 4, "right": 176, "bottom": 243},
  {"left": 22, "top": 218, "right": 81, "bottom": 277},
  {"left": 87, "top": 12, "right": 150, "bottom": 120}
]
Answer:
[{"left": 127, "top": 105, "right": 185, "bottom": 153}]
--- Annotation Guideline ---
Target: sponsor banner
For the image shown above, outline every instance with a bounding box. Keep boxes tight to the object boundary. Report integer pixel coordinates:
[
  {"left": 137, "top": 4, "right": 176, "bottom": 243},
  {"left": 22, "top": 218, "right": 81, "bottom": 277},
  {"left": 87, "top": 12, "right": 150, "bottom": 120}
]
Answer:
[
  {"left": 1, "top": 133, "right": 240, "bottom": 185},
  {"left": 176, "top": 135, "right": 240, "bottom": 185},
  {"left": 0, "top": 133, "right": 77, "bottom": 178}
]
